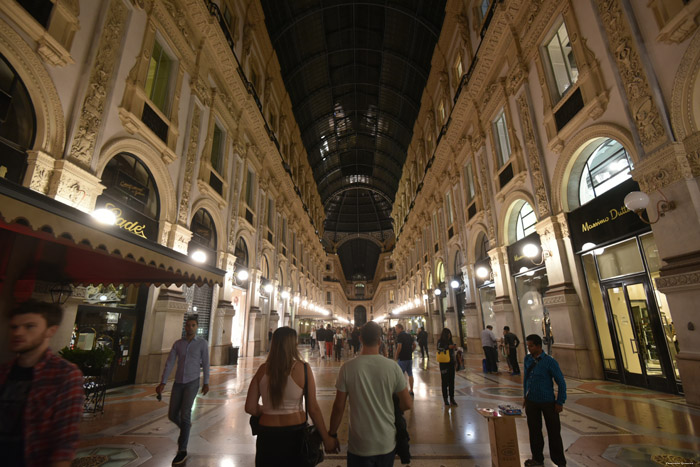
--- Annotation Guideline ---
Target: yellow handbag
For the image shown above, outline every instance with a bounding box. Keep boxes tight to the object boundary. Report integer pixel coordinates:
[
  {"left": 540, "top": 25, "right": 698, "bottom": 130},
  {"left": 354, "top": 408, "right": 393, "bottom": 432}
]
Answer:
[{"left": 437, "top": 349, "right": 450, "bottom": 363}]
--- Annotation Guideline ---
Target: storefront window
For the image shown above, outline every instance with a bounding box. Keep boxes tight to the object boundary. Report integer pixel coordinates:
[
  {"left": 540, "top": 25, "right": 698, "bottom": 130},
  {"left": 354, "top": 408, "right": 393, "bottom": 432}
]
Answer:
[
  {"left": 514, "top": 269, "right": 549, "bottom": 340},
  {"left": 596, "top": 237, "right": 645, "bottom": 280},
  {"left": 640, "top": 233, "right": 680, "bottom": 380},
  {"left": 582, "top": 254, "right": 617, "bottom": 371},
  {"left": 479, "top": 285, "right": 496, "bottom": 327}
]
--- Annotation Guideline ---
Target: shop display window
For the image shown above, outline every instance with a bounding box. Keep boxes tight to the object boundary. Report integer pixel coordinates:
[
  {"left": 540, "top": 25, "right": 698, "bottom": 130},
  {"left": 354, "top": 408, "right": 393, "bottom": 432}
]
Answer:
[
  {"left": 640, "top": 233, "right": 680, "bottom": 380},
  {"left": 514, "top": 269, "right": 549, "bottom": 340},
  {"left": 582, "top": 254, "right": 617, "bottom": 371},
  {"left": 596, "top": 237, "right": 645, "bottom": 280}
]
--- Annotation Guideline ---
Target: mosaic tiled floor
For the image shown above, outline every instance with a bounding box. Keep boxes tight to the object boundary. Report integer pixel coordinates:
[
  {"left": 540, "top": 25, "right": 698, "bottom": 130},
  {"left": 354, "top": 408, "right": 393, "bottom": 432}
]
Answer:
[{"left": 72, "top": 349, "right": 700, "bottom": 466}]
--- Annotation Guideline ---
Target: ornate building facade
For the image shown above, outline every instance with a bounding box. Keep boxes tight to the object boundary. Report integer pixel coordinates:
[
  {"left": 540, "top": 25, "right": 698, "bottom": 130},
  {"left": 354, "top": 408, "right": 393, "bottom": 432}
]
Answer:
[{"left": 391, "top": 0, "right": 700, "bottom": 404}]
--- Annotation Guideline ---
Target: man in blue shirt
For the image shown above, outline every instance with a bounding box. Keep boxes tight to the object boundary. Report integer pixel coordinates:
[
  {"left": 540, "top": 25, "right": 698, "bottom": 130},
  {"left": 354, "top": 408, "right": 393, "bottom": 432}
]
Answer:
[
  {"left": 523, "top": 334, "right": 566, "bottom": 467},
  {"left": 156, "top": 316, "right": 210, "bottom": 465}
]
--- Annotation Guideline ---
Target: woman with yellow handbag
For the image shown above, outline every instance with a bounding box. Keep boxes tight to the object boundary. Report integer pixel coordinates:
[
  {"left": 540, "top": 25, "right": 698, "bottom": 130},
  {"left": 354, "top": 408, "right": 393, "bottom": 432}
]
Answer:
[{"left": 437, "top": 328, "right": 458, "bottom": 407}]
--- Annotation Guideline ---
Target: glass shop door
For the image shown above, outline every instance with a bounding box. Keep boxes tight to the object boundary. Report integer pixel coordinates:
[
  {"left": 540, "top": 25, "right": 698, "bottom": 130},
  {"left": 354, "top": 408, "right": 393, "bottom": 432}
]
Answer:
[{"left": 602, "top": 277, "right": 675, "bottom": 392}]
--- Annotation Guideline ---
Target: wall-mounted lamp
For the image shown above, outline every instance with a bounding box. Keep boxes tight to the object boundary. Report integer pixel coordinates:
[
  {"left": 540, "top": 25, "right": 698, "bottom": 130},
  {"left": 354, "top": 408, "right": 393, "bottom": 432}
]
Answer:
[
  {"left": 476, "top": 266, "right": 490, "bottom": 279},
  {"left": 91, "top": 208, "right": 117, "bottom": 225},
  {"left": 293, "top": 295, "right": 301, "bottom": 304},
  {"left": 450, "top": 279, "right": 460, "bottom": 289},
  {"left": 413, "top": 298, "right": 420, "bottom": 306},
  {"left": 434, "top": 288, "right": 442, "bottom": 296},
  {"left": 624, "top": 190, "right": 676, "bottom": 224},
  {"left": 581, "top": 242, "right": 605, "bottom": 256},
  {"left": 191, "top": 250, "right": 207, "bottom": 263},
  {"left": 422, "top": 293, "right": 429, "bottom": 300},
  {"left": 281, "top": 290, "right": 290, "bottom": 299},
  {"left": 263, "top": 283, "right": 274, "bottom": 294},
  {"left": 522, "top": 243, "right": 551, "bottom": 266}
]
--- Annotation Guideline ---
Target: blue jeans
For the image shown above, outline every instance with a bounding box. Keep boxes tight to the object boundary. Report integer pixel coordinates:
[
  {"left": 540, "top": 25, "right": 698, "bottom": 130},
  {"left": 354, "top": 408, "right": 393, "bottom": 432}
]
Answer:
[
  {"left": 169, "top": 379, "right": 199, "bottom": 451},
  {"left": 347, "top": 450, "right": 396, "bottom": 467}
]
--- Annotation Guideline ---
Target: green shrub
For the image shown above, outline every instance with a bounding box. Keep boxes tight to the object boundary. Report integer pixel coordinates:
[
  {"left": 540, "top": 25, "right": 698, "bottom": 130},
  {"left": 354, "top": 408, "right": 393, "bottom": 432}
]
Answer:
[{"left": 59, "top": 346, "right": 115, "bottom": 371}]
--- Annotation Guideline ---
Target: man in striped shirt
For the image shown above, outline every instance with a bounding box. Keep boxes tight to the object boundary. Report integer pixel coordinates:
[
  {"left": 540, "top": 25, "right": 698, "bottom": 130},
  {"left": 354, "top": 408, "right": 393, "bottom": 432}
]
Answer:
[
  {"left": 156, "top": 316, "right": 210, "bottom": 465},
  {"left": 523, "top": 334, "right": 567, "bottom": 467}
]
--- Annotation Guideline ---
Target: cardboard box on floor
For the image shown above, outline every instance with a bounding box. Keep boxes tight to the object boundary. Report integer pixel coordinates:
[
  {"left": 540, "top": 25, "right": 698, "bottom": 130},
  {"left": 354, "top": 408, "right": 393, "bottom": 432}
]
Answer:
[{"left": 477, "top": 408, "right": 521, "bottom": 467}]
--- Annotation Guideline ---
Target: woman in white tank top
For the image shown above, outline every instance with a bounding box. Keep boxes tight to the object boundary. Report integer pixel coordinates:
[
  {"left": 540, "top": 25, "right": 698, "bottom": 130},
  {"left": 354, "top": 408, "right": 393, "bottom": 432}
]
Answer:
[{"left": 245, "top": 327, "right": 336, "bottom": 466}]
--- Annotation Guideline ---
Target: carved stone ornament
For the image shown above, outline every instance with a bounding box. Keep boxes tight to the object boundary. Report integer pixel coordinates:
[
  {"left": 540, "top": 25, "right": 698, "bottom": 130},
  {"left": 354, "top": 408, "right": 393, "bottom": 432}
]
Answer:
[
  {"left": 68, "top": 0, "right": 127, "bottom": 167},
  {"left": 178, "top": 106, "right": 202, "bottom": 225},
  {"left": 477, "top": 150, "right": 495, "bottom": 241},
  {"left": 655, "top": 272, "right": 700, "bottom": 291},
  {"left": 596, "top": 0, "right": 667, "bottom": 153},
  {"left": 516, "top": 94, "right": 550, "bottom": 217},
  {"left": 633, "top": 142, "right": 692, "bottom": 193}
]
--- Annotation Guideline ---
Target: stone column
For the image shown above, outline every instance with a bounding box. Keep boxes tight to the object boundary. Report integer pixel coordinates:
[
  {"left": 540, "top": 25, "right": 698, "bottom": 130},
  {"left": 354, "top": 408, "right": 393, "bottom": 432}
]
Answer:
[
  {"left": 462, "top": 264, "right": 481, "bottom": 353},
  {"left": 210, "top": 300, "right": 235, "bottom": 366},
  {"left": 488, "top": 246, "right": 515, "bottom": 332},
  {"left": 136, "top": 288, "right": 188, "bottom": 383},
  {"left": 246, "top": 307, "right": 263, "bottom": 357},
  {"left": 537, "top": 215, "right": 602, "bottom": 379},
  {"left": 634, "top": 137, "right": 700, "bottom": 405}
]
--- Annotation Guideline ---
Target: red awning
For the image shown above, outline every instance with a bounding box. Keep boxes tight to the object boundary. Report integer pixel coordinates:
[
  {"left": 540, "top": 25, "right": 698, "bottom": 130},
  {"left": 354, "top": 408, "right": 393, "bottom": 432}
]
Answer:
[{"left": 0, "top": 181, "right": 226, "bottom": 288}]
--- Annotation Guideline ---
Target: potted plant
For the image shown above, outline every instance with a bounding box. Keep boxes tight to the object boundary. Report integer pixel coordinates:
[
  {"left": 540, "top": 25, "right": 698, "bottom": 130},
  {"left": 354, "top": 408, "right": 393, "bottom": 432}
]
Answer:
[{"left": 59, "top": 346, "right": 115, "bottom": 376}]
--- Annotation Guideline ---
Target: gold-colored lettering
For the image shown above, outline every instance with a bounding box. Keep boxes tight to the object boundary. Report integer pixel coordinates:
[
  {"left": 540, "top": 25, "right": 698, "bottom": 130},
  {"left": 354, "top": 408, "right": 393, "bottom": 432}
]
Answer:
[{"left": 101, "top": 203, "right": 149, "bottom": 239}]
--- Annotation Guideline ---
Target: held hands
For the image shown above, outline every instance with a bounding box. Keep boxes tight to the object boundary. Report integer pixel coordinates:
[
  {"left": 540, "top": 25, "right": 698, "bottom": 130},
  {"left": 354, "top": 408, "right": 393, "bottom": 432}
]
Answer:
[
  {"left": 323, "top": 435, "right": 340, "bottom": 454},
  {"left": 202, "top": 384, "right": 209, "bottom": 395},
  {"left": 555, "top": 403, "right": 563, "bottom": 413},
  {"left": 155, "top": 383, "right": 165, "bottom": 395}
]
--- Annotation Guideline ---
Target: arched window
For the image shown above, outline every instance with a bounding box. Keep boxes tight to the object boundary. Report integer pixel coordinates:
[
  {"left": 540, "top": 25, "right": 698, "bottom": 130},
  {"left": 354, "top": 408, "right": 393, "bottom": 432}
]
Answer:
[
  {"left": 515, "top": 202, "right": 536, "bottom": 241},
  {"left": 475, "top": 232, "right": 489, "bottom": 261},
  {"left": 101, "top": 153, "right": 160, "bottom": 220},
  {"left": 278, "top": 266, "right": 284, "bottom": 288},
  {"left": 0, "top": 54, "right": 35, "bottom": 184},
  {"left": 436, "top": 261, "right": 445, "bottom": 284},
  {"left": 261, "top": 255, "right": 269, "bottom": 279},
  {"left": 190, "top": 209, "right": 216, "bottom": 251},
  {"left": 234, "top": 237, "right": 248, "bottom": 269},
  {"left": 576, "top": 138, "right": 631, "bottom": 206}
]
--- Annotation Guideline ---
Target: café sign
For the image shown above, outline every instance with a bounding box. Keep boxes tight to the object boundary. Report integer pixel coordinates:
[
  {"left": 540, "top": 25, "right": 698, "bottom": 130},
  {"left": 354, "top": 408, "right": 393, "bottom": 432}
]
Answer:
[{"left": 94, "top": 196, "right": 157, "bottom": 240}]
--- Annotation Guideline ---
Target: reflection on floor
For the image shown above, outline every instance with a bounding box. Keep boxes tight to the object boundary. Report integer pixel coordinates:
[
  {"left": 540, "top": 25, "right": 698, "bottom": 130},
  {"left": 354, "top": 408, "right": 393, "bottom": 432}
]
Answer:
[{"left": 73, "top": 348, "right": 700, "bottom": 466}]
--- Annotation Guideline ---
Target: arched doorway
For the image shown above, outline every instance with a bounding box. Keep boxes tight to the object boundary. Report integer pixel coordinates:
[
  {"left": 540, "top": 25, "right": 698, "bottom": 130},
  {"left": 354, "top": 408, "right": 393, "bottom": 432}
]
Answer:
[{"left": 354, "top": 306, "right": 367, "bottom": 327}]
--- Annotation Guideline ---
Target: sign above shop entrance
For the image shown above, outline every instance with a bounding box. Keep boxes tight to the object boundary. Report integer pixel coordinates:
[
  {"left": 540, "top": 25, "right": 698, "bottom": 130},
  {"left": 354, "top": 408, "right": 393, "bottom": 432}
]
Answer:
[
  {"left": 567, "top": 179, "right": 650, "bottom": 253},
  {"left": 507, "top": 232, "right": 543, "bottom": 274}
]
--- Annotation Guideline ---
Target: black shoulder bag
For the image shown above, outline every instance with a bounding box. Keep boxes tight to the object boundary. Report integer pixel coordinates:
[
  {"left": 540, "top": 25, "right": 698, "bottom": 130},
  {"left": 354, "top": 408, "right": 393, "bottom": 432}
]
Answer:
[{"left": 302, "top": 362, "right": 324, "bottom": 466}]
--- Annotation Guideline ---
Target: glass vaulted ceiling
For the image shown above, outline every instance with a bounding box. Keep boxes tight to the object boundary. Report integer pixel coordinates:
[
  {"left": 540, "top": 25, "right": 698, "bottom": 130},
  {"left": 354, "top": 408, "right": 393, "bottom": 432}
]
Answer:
[{"left": 260, "top": 0, "right": 446, "bottom": 239}]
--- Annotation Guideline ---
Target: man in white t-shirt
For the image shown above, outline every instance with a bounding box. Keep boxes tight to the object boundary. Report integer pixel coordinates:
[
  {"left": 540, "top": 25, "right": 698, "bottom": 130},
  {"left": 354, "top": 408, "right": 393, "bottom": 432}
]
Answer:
[{"left": 328, "top": 321, "right": 413, "bottom": 466}]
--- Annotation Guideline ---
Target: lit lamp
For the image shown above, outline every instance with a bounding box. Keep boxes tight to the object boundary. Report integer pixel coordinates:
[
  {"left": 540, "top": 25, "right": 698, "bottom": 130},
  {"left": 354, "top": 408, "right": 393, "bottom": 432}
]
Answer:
[
  {"left": 422, "top": 293, "right": 429, "bottom": 301},
  {"left": 450, "top": 279, "right": 460, "bottom": 289},
  {"left": 624, "top": 190, "right": 675, "bottom": 224},
  {"left": 281, "top": 290, "right": 290, "bottom": 299},
  {"left": 263, "top": 283, "right": 274, "bottom": 294},
  {"left": 581, "top": 242, "right": 605, "bottom": 256},
  {"left": 293, "top": 295, "right": 301, "bottom": 304},
  {"left": 191, "top": 250, "right": 207, "bottom": 263},
  {"left": 413, "top": 298, "right": 420, "bottom": 306},
  {"left": 522, "top": 243, "right": 551, "bottom": 266},
  {"left": 476, "top": 266, "right": 490, "bottom": 279},
  {"left": 91, "top": 208, "right": 117, "bottom": 225}
]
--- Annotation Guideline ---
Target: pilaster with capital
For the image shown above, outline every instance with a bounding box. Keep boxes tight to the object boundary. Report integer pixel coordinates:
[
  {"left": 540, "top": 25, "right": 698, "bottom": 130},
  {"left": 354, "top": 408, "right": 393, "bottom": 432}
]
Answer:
[
  {"left": 487, "top": 246, "right": 515, "bottom": 332},
  {"left": 535, "top": 215, "right": 603, "bottom": 379},
  {"left": 48, "top": 159, "right": 106, "bottom": 213}
]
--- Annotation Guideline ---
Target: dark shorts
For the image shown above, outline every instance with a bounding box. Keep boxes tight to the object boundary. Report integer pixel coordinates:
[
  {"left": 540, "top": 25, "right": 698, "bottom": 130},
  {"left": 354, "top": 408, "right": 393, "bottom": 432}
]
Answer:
[{"left": 397, "top": 359, "right": 413, "bottom": 377}]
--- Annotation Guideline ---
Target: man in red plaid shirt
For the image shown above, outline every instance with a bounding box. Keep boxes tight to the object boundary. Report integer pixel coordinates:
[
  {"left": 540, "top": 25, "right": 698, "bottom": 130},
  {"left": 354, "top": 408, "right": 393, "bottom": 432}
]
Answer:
[{"left": 0, "top": 300, "right": 84, "bottom": 467}]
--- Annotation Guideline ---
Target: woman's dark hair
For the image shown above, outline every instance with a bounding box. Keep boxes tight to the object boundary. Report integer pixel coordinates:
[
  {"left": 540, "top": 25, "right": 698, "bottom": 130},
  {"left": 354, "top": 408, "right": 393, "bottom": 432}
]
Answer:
[
  {"left": 438, "top": 327, "right": 453, "bottom": 345},
  {"left": 266, "top": 327, "right": 301, "bottom": 409}
]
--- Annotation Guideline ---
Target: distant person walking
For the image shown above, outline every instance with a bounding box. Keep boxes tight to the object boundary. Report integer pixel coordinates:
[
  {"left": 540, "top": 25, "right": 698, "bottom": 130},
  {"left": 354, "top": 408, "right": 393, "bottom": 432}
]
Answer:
[
  {"left": 156, "top": 316, "right": 210, "bottom": 465},
  {"left": 481, "top": 325, "right": 499, "bottom": 374},
  {"left": 503, "top": 326, "right": 521, "bottom": 376},
  {"left": 417, "top": 327, "right": 429, "bottom": 359},
  {"left": 437, "top": 328, "right": 458, "bottom": 407},
  {"left": 523, "top": 334, "right": 567, "bottom": 467},
  {"left": 329, "top": 322, "right": 413, "bottom": 466},
  {"left": 394, "top": 323, "right": 416, "bottom": 396},
  {"left": 310, "top": 327, "right": 317, "bottom": 351},
  {"left": 318, "top": 325, "right": 327, "bottom": 359},
  {"left": 0, "top": 300, "right": 84, "bottom": 467},
  {"left": 334, "top": 328, "right": 344, "bottom": 362},
  {"left": 325, "top": 324, "right": 334, "bottom": 359}
]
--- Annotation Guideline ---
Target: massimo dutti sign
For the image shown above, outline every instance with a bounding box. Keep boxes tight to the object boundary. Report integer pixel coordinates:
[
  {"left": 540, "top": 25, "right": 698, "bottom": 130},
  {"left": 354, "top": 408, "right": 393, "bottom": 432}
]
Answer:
[
  {"left": 567, "top": 178, "right": 650, "bottom": 253},
  {"left": 507, "top": 232, "right": 542, "bottom": 274}
]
